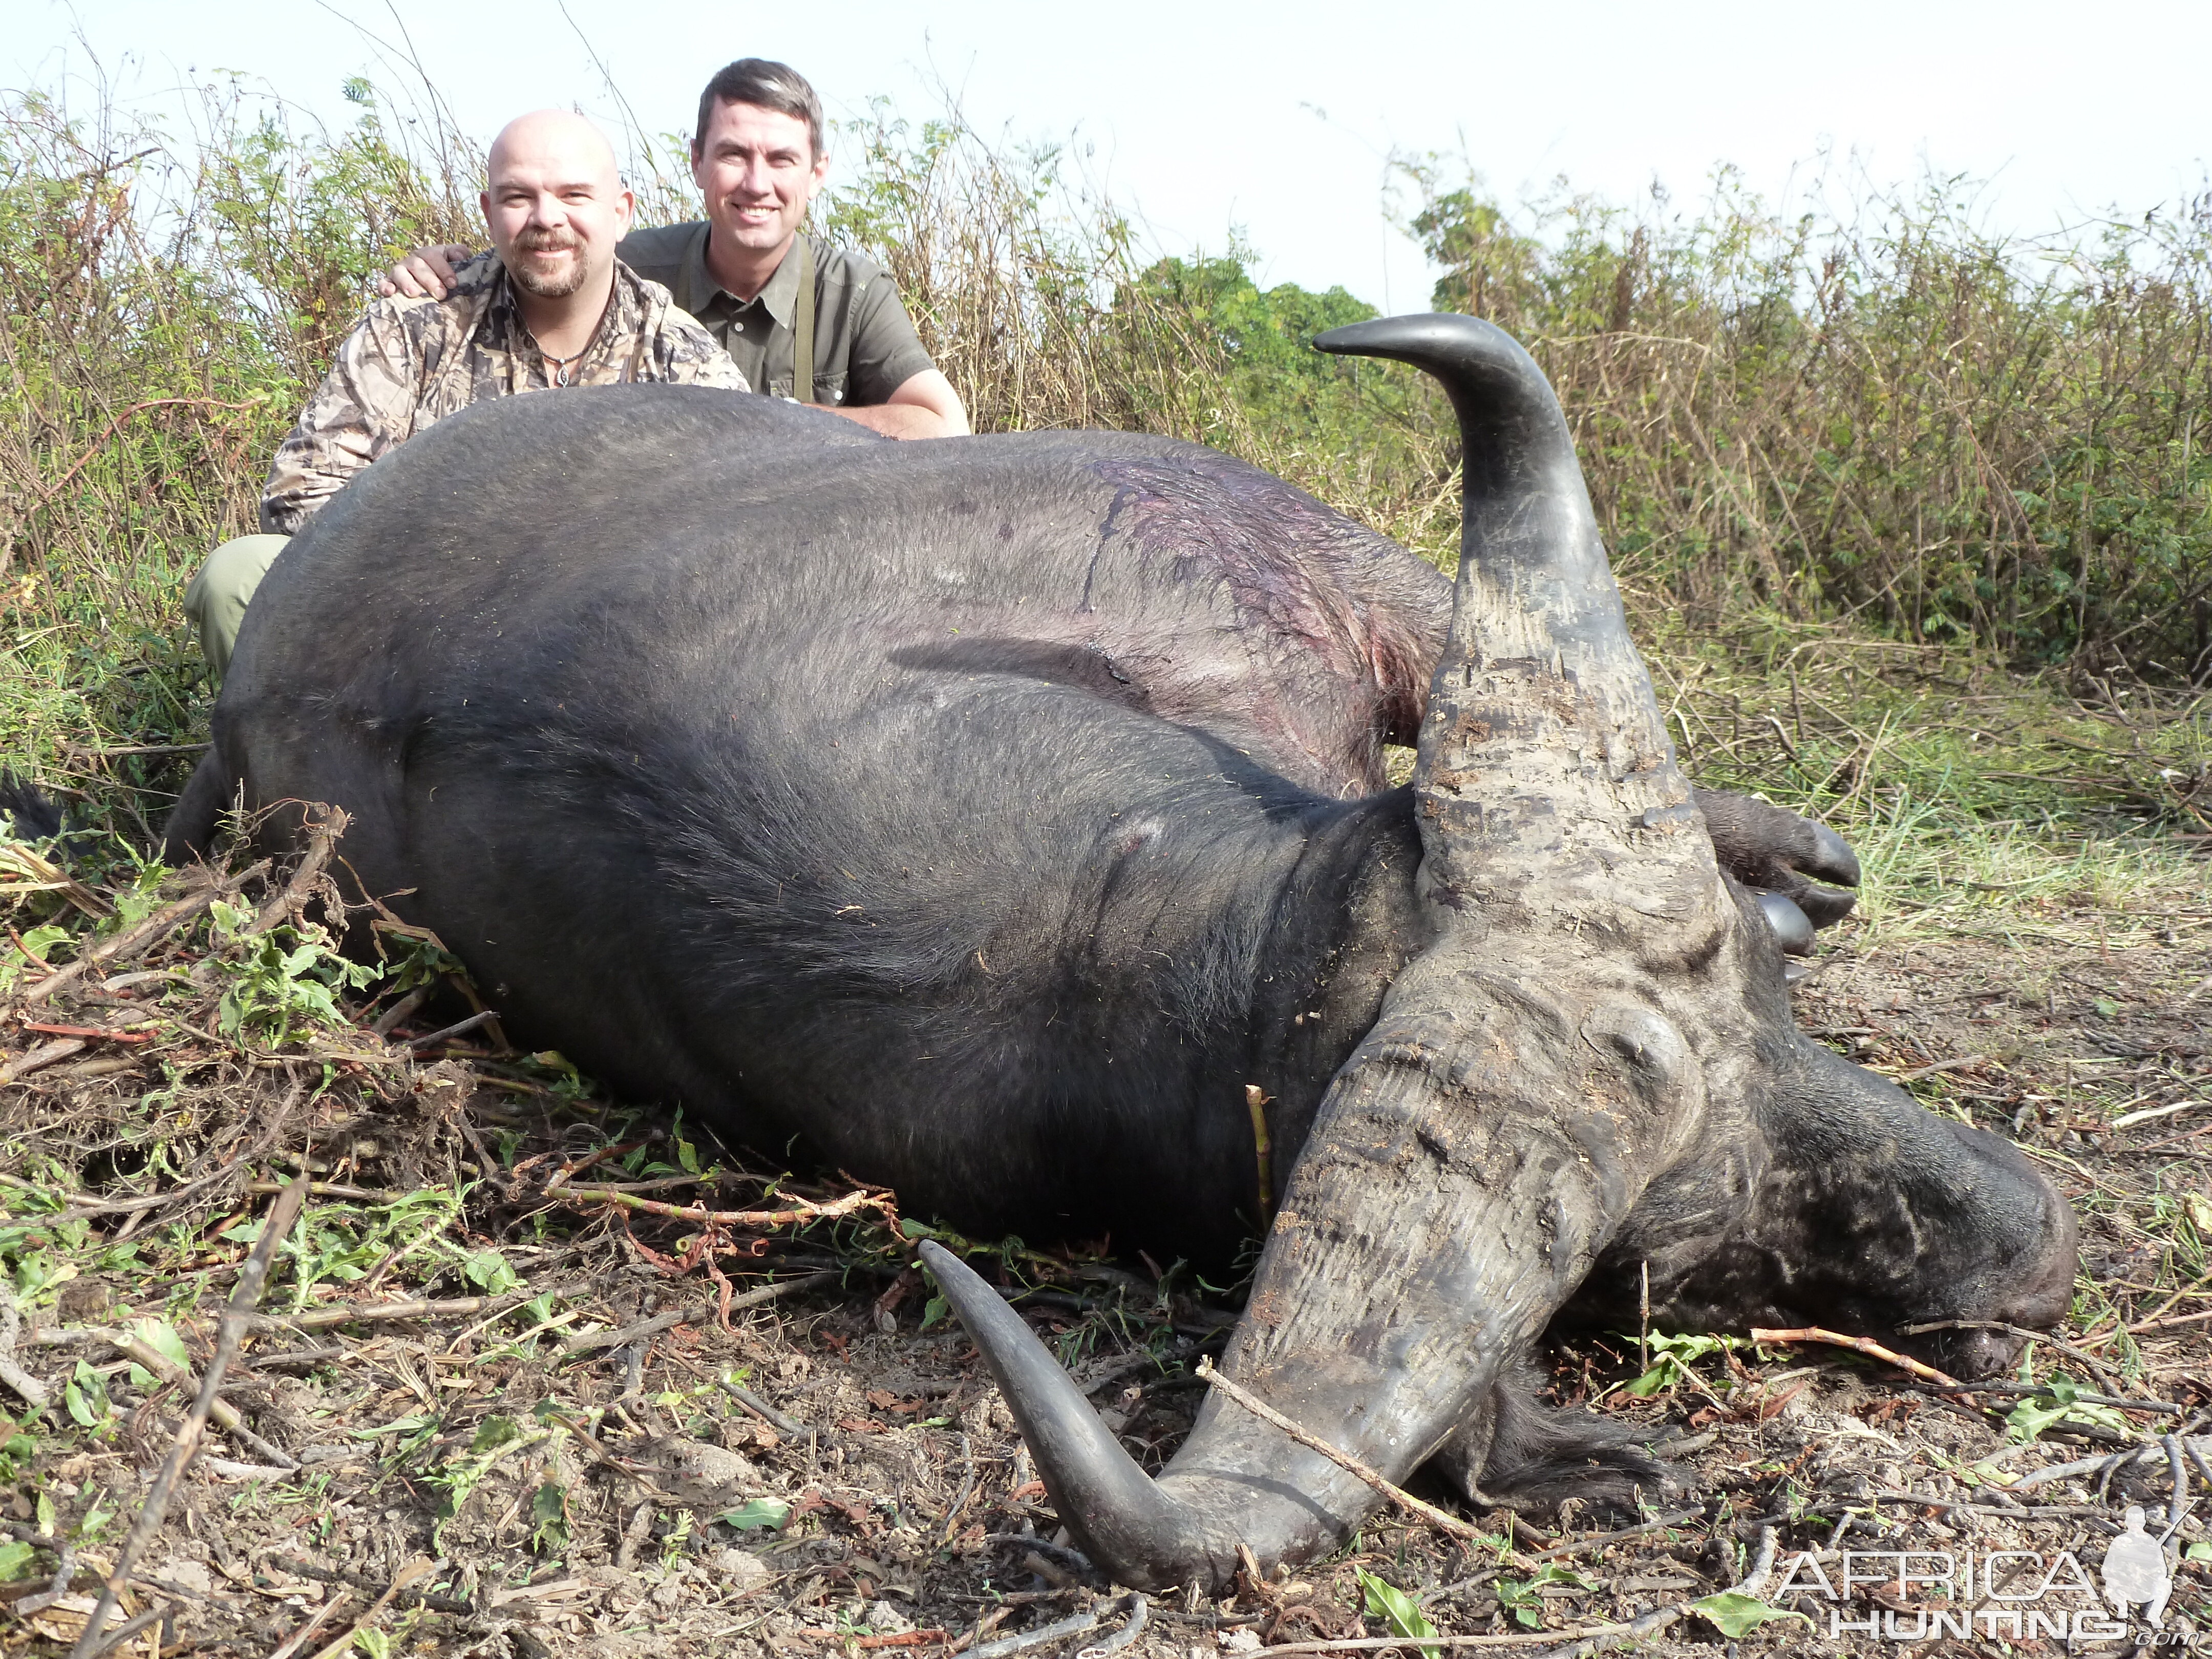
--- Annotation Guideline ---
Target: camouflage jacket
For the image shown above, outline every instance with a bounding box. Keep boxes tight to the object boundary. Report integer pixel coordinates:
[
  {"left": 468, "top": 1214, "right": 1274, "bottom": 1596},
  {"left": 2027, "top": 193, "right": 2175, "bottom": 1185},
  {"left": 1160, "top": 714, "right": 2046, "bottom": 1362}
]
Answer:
[{"left": 260, "top": 254, "right": 749, "bottom": 534}]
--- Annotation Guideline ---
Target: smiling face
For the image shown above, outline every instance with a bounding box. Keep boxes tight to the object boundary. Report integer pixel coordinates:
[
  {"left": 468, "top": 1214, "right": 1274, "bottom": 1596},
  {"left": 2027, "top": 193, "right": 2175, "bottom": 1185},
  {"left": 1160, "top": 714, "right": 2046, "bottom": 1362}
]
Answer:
[
  {"left": 480, "top": 111, "right": 633, "bottom": 301},
  {"left": 690, "top": 99, "right": 828, "bottom": 263}
]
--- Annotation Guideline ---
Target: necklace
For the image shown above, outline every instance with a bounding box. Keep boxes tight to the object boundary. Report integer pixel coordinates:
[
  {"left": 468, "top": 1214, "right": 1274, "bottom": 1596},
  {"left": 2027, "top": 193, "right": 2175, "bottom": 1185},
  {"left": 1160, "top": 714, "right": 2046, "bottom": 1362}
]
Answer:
[{"left": 544, "top": 346, "right": 587, "bottom": 387}]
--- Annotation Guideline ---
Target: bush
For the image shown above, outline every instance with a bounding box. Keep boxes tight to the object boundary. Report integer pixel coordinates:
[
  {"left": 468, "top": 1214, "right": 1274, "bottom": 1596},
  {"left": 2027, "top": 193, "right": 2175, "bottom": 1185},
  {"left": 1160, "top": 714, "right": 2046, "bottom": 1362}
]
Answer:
[
  {"left": 1402, "top": 157, "right": 2212, "bottom": 678},
  {"left": 4, "top": 68, "right": 2209, "bottom": 832}
]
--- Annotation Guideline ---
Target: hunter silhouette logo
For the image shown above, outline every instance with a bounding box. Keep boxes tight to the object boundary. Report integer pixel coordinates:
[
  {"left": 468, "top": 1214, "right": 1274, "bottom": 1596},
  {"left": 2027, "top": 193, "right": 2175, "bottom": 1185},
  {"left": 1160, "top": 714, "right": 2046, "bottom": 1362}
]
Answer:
[{"left": 2101, "top": 1506, "right": 2174, "bottom": 1629}]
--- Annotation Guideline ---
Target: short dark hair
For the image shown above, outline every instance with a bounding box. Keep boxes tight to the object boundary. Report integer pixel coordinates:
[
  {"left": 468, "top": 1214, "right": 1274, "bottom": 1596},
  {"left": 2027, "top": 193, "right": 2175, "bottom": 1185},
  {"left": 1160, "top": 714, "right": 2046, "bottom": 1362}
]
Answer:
[{"left": 693, "top": 59, "right": 824, "bottom": 159}]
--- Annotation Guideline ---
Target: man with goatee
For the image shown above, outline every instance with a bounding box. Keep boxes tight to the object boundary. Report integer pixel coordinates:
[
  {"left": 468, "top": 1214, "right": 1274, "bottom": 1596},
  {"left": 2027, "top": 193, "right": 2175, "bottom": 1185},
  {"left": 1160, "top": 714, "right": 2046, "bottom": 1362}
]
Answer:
[{"left": 184, "top": 108, "right": 747, "bottom": 683}]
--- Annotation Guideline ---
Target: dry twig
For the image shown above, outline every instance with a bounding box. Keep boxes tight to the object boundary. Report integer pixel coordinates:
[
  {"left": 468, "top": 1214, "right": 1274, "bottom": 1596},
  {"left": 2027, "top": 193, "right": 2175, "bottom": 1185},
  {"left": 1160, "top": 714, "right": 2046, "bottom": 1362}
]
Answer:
[
  {"left": 69, "top": 1169, "right": 310, "bottom": 1659},
  {"left": 561, "top": 1270, "right": 839, "bottom": 1355},
  {"left": 543, "top": 1181, "right": 888, "bottom": 1230},
  {"left": 1194, "top": 1357, "right": 1492, "bottom": 1547},
  {"left": 1750, "top": 1325, "right": 1963, "bottom": 1388}
]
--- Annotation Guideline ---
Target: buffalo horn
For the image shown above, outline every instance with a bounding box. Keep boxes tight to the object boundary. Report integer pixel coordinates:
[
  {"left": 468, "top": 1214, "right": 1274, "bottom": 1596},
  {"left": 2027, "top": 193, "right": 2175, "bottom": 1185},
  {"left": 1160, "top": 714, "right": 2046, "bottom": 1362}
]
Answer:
[{"left": 932, "top": 316, "right": 1723, "bottom": 1591}]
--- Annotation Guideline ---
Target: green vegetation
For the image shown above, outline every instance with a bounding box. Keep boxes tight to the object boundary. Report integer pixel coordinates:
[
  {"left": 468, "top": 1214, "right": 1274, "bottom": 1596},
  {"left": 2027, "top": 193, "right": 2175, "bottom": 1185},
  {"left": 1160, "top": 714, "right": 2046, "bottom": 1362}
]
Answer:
[
  {"left": 1405, "top": 158, "right": 2212, "bottom": 674},
  {"left": 8, "top": 75, "right": 2212, "bottom": 794}
]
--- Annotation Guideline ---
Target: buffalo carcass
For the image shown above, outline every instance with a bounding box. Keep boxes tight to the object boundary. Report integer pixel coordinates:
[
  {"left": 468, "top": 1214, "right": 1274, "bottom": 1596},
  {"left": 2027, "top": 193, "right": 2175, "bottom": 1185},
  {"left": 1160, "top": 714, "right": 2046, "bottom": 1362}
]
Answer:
[{"left": 169, "top": 314, "right": 2077, "bottom": 1591}]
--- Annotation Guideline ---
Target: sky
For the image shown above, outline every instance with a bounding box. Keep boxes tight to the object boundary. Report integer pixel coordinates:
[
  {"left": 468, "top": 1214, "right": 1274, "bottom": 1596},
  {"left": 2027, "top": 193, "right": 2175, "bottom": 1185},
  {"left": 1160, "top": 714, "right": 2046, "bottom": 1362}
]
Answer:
[{"left": 16, "top": 1, "right": 2212, "bottom": 311}]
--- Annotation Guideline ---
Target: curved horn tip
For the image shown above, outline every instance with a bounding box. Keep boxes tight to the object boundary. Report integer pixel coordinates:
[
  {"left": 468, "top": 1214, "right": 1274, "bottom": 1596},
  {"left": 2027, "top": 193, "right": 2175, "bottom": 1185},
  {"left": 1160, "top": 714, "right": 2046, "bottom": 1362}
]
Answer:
[
  {"left": 914, "top": 1241, "right": 1204, "bottom": 1588},
  {"left": 1311, "top": 312, "right": 1537, "bottom": 377}
]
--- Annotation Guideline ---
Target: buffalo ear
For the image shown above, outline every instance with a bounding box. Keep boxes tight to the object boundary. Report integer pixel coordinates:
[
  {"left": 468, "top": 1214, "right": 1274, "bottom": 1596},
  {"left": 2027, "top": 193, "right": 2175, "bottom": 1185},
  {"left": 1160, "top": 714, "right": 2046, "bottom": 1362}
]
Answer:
[{"left": 1691, "top": 787, "right": 1860, "bottom": 929}]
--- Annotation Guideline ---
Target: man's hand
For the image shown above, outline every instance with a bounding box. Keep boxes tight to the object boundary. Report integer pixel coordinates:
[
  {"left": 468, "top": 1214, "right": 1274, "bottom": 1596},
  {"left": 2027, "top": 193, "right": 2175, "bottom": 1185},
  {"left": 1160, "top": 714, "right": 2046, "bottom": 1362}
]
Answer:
[
  {"left": 828, "top": 368, "right": 969, "bottom": 439},
  {"left": 378, "top": 244, "right": 476, "bottom": 300}
]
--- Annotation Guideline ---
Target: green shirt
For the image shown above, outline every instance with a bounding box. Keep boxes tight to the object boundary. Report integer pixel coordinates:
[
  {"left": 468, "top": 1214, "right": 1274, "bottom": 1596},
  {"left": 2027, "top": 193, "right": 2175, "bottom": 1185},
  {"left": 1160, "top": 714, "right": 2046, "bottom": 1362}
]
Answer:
[{"left": 616, "top": 223, "right": 937, "bottom": 408}]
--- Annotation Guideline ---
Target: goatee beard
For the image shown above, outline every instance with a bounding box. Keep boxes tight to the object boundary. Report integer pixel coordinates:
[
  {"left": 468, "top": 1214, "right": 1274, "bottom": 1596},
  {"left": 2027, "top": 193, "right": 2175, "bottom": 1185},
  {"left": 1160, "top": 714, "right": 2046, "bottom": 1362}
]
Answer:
[{"left": 509, "top": 237, "right": 589, "bottom": 298}]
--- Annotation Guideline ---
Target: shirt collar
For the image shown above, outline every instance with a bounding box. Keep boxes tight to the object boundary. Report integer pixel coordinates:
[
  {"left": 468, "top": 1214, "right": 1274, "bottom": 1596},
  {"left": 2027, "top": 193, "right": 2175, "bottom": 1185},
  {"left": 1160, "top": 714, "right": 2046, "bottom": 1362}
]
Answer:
[
  {"left": 755, "top": 233, "right": 809, "bottom": 330},
  {"left": 482, "top": 257, "right": 650, "bottom": 369},
  {"left": 692, "top": 227, "right": 808, "bottom": 326}
]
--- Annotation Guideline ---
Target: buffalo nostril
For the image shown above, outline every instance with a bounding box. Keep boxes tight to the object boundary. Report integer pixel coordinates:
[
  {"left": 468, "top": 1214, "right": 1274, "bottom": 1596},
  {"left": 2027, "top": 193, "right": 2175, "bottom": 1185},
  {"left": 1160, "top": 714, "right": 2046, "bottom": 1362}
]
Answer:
[{"left": 1754, "top": 890, "right": 1815, "bottom": 956}]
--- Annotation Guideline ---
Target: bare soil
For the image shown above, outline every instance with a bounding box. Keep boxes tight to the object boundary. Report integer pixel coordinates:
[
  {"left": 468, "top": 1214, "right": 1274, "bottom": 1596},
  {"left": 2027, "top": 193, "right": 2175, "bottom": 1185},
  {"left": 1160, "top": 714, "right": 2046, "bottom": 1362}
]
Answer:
[{"left": 4, "top": 844, "right": 2210, "bottom": 1658}]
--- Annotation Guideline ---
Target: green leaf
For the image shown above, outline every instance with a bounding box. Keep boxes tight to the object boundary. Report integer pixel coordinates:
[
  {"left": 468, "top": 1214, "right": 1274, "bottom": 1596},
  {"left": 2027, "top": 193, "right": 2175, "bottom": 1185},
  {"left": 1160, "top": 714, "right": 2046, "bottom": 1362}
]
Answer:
[
  {"left": 0, "top": 1539, "right": 38, "bottom": 1581},
  {"left": 351, "top": 1628, "right": 392, "bottom": 1659},
  {"left": 130, "top": 1318, "right": 189, "bottom": 1369},
  {"left": 530, "top": 1479, "right": 570, "bottom": 1555},
  {"left": 2188, "top": 1540, "right": 2212, "bottom": 1562},
  {"left": 463, "top": 1248, "right": 518, "bottom": 1294},
  {"left": 1493, "top": 1563, "right": 1589, "bottom": 1629},
  {"left": 1688, "top": 1592, "right": 1811, "bottom": 1637},
  {"left": 2004, "top": 1376, "right": 2130, "bottom": 1443},
  {"left": 718, "top": 1497, "right": 792, "bottom": 1532},
  {"left": 1356, "top": 1568, "right": 1438, "bottom": 1655},
  {"left": 919, "top": 1293, "right": 949, "bottom": 1333},
  {"left": 63, "top": 1359, "right": 110, "bottom": 1427},
  {"left": 470, "top": 1415, "right": 522, "bottom": 1454}
]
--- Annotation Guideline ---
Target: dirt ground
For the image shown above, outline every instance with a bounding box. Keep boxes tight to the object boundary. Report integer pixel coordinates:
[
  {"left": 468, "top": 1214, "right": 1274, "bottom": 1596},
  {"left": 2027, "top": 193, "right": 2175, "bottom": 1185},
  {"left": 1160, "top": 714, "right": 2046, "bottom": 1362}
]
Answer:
[{"left": 3, "top": 833, "right": 2210, "bottom": 1658}]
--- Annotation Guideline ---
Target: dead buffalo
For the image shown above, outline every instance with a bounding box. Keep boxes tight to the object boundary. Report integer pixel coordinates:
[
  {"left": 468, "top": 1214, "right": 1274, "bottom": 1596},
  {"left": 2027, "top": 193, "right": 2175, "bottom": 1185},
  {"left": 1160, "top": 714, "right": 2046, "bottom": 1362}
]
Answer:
[{"left": 169, "top": 313, "right": 2077, "bottom": 1591}]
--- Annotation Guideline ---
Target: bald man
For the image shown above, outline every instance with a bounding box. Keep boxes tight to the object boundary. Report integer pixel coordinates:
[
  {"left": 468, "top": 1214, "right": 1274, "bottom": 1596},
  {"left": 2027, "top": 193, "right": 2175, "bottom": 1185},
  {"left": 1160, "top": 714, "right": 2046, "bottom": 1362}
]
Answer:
[{"left": 183, "top": 110, "right": 748, "bottom": 683}]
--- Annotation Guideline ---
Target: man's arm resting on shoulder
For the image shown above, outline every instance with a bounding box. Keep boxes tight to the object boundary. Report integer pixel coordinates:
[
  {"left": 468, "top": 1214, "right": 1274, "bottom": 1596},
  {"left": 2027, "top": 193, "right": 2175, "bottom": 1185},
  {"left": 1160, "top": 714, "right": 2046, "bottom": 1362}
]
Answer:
[{"left": 830, "top": 369, "right": 969, "bottom": 439}]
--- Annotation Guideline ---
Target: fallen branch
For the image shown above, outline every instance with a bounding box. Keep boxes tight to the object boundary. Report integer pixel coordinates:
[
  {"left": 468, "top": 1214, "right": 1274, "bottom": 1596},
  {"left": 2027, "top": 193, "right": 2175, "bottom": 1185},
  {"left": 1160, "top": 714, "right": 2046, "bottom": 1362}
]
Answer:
[
  {"left": 69, "top": 1169, "right": 310, "bottom": 1659},
  {"left": 245, "top": 1179, "right": 419, "bottom": 1203},
  {"left": 243, "top": 1282, "right": 570, "bottom": 1333},
  {"left": 1194, "top": 1357, "right": 1490, "bottom": 1547},
  {"left": 17, "top": 1023, "right": 154, "bottom": 1043},
  {"left": 1898, "top": 1316, "right": 2125, "bottom": 1390},
  {"left": 2007, "top": 1437, "right": 2212, "bottom": 1493},
  {"left": 722, "top": 1378, "right": 807, "bottom": 1437},
  {"left": 248, "top": 806, "right": 348, "bottom": 937},
  {"left": 544, "top": 1182, "right": 887, "bottom": 1230},
  {"left": 0, "top": 1038, "right": 85, "bottom": 1086},
  {"left": 28, "top": 1322, "right": 293, "bottom": 1464},
  {"left": 792, "top": 1630, "right": 952, "bottom": 1648},
  {"left": 0, "top": 1285, "right": 50, "bottom": 1410},
  {"left": 403, "top": 1009, "right": 497, "bottom": 1050},
  {"left": 1749, "top": 1326, "right": 1962, "bottom": 1389},
  {"left": 561, "top": 1270, "right": 839, "bottom": 1355},
  {"left": 965, "top": 1597, "right": 1138, "bottom": 1659},
  {"left": 1865, "top": 1489, "right": 2116, "bottom": 1517},
  {"left": 2121, "top": 1307, "right": 2212, "bottom": 1336},
  {"left": 19, "top": 867, "right": 259, "bottom": 1006},
  {"left": 1529, "top": 1507, "right": 1705, "bottom": 1561}
]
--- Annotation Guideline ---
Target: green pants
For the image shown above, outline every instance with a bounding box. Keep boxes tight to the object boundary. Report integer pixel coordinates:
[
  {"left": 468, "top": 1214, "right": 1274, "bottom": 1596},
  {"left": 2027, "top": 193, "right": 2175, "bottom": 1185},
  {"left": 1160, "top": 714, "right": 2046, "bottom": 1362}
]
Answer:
[{"left": 183, "top": 533, "right": 288, "bottom": 685}]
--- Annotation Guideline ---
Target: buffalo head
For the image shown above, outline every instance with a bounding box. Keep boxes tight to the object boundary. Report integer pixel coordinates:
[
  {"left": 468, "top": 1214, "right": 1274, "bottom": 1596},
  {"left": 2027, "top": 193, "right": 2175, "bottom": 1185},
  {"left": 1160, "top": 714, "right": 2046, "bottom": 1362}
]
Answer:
[{"left": 921, "top": 315, "right": 2077, "bottom": 1589}]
